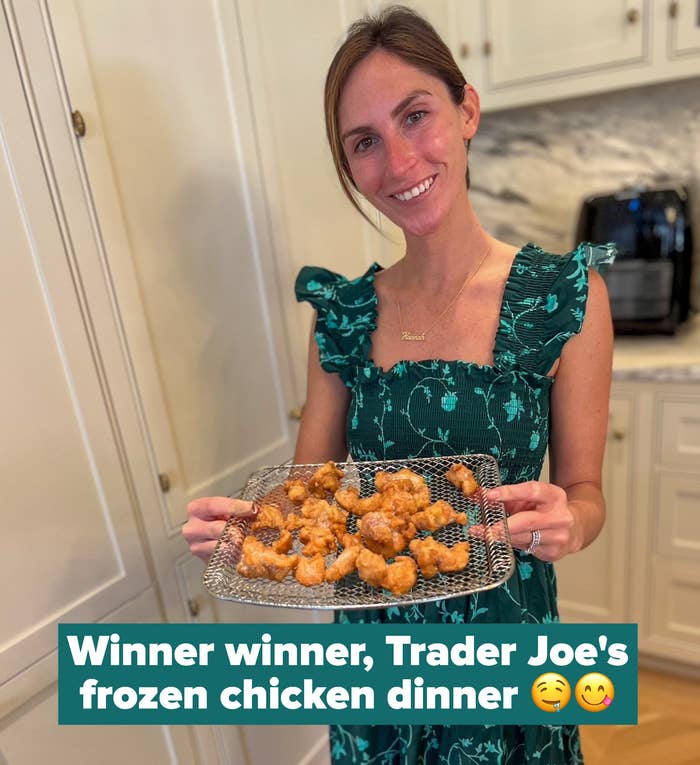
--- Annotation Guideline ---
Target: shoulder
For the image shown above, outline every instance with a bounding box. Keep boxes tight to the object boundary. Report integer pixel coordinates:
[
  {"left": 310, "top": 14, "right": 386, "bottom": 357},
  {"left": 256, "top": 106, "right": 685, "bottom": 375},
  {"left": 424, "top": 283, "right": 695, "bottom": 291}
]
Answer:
[{"left": 295, "top": 263, "right": 381, "bottom": 307}]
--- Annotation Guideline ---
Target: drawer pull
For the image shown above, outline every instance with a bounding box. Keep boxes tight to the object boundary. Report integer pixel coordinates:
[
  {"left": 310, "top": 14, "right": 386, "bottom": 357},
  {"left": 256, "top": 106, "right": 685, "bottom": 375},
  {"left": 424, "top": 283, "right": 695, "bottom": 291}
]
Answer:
[{"left": 187, "top": 597, "right": 201, "bottom": 617}]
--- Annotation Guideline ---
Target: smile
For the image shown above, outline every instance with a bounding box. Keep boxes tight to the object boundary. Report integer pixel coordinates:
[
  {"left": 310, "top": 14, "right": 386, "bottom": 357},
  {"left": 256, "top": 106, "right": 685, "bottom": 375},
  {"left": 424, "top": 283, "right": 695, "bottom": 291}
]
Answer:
[
  {"left": 392, "top": 175, "right": 436, "bottom": 202},
  {"left": 581, "top": 695, "right": 607, "bottom": 706}
]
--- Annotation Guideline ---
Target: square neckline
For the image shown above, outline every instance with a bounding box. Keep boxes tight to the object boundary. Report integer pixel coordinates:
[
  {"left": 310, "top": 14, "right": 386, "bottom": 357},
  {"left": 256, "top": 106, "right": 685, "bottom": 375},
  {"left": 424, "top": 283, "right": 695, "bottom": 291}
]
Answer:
[{"left": 366, "top": 243, "right": 534, "bottom": 376}]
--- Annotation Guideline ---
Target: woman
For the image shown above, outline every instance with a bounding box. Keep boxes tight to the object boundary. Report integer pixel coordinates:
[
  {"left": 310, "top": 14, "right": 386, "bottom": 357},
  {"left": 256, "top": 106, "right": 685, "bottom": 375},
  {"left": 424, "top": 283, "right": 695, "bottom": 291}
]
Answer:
[{"left": 184, "top": 6, "right": 614, "bottom": 763}]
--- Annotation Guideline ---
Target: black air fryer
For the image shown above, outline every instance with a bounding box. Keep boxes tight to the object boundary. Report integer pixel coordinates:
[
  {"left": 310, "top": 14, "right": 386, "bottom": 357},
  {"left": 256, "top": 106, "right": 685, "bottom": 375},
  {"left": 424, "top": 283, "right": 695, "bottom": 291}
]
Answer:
[{"left": 575, "top": 185, "right": 694, "bottom": 334}]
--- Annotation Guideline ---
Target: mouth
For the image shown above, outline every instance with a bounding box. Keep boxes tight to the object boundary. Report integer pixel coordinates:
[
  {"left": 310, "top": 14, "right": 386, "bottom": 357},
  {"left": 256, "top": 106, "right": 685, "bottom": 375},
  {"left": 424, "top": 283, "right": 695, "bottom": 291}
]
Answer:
[
  {"left": 391, "top": 174, "right": 436, "bottom": 202},
  {"left": 582, "top": 695, "right": 610, "bottom": 706}
]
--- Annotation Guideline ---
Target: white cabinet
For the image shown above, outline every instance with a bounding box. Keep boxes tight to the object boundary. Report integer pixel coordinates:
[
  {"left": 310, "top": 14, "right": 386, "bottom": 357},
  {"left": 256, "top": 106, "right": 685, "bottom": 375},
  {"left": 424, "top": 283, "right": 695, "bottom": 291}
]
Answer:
[
  {"left": 669, "top": 0, "right": 700, "bottom": 57},
  {"left": 640, "top": 386, "right": 700, "bottom": 667},
  {"left": 477, "top": 0, "right": 700, "bottom": 111},
  {"left": 555, "top": 390, "right": 635, "bottom": 623},
  {"left": 483, "top": 0, "right": 647, "bottom": 89},
  {"left": 556, "top": 380, "right": 700, "bottom": 668}
]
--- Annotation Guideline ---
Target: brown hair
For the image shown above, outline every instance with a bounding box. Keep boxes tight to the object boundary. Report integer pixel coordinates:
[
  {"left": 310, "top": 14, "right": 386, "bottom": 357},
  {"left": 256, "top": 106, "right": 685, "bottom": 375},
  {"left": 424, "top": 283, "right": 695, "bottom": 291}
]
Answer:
[{"left": 324, "top": 5, "right": 470, "bottom": 225}]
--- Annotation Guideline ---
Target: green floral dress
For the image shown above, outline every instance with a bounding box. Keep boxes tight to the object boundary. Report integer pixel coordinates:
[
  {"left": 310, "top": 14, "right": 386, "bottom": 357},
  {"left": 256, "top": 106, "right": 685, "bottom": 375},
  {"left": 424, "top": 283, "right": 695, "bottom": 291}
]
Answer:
[{"left": 295, "top": 242, "right": 615, "bottom": 765}]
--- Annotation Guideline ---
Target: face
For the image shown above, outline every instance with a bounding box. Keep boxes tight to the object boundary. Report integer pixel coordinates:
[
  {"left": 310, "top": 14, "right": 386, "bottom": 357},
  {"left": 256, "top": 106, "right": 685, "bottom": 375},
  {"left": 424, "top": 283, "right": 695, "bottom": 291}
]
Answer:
[
  {"left": 338, "top": 49, "right": 479, "bottom": 238},
  {"left": 574, "top": 673, "right": 614, "bottom": 712},
  {"left": 531, "top": 672, "right": 571, "bottom": 713}
]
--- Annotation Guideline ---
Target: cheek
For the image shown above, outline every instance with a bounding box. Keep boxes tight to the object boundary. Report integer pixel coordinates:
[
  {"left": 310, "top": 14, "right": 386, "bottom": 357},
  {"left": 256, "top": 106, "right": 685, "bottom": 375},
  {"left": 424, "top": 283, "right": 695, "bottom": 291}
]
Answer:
[{"left": 348, "top": 158, "right": 383, "bottom": 196}]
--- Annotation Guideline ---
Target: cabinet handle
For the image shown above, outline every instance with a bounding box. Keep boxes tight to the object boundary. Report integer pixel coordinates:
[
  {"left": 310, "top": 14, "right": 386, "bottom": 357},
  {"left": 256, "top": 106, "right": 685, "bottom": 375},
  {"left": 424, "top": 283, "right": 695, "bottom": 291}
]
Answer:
[
  {"left": 483, "top": 40, "right": 492, "bottom": 56},
  {"left": 626, "top": 8, "right": 640, "bottom": 23},
  {"left": 668, "top": 0, "right": 679, "bottom": 18},
  {"left": 289, "top": 405, "right": 305, "bottom": 421},
  {"left": 158, "top": 472, "right": 171, "bottom": 493},
  {"left": 187, "top": 597, "right": 200, "bottom": 617},
  {"left": 611, "top": 429, "right": 626, "bottom": 441},
  {"left": 459, "top": 43, "right": 470, "bottom": 59},
  {"left": 71, "top": 109, "right": 86, "bottom": 137}
]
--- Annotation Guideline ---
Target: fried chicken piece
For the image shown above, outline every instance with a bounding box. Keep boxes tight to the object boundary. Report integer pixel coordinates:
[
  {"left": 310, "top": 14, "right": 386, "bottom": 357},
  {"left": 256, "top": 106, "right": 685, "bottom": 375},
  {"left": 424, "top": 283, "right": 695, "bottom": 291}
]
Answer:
[
  {"left": 237, "top": 536, "right": 298, "bottom": 581},
  {"left": 382, "top": 556, "right": 418, "bottom": 595},
  {"left": 298, "top": 526, "right": 337, "bottom": 556},
  {"left": 334, "top": 486, "right": 384, "bottom": 516},
  {"left": 409, "top": 536, "right": 442, "bottom": 578},
  {"left": 409, "top": 537, "right": 471, "bottom": 578},
  {"left": 338, "top": 531, "right": 361, "bottom": 548},
  {"left": 436, "top": 540, "right": 470, "bottom": 572},
  {"left": 283, "top": 478, "right": 308, "bottom": 504},
  {"left": 302, "top": 498, "right": 348, "bottom": 537},
  {"left": 359, "top": 510, "right": 416, "bottom": 558},
  {"left": 325, "top": 544, "right": 361, "bottom": 583},
  {"left": 356, "top": 547, "right": 387, "bottom": 588},
  {"left": 307, "top": 461, "right": 345, "bottom": 497},
  {"left": 378, "top": 488, "right": 419, "bottom": 517},
  {"left": 295, "top": 554, "right": 326, "bottom": 586},
  {"left": 445, "top": 463, "right": 479, "bottom": 497},
  {"left": 411, "top": 499, "right": 467, "bottom": 532},
  {"left": 251, "top": 503, "right": 285, "bottom": 531},
  {"left": 285, "top": 498, "right": 346, "bottom": 536},
  {"left": 334, "top": 486, "right": 359, "bottom": 511},
  {"left": 375, "top": 468, "right": 431, "bottom": 509},
  {"left": 271, "top": 529, "right": 293, "bottom": 554}
]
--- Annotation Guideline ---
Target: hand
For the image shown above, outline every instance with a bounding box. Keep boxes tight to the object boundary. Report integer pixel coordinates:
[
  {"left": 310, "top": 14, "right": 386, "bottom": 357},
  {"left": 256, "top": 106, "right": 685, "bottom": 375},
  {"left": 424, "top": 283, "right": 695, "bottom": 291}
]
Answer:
[
  {"left": 485, "top": 481, "right": 575, "bottom": 562},
  {"left": 183, "top": 497, "right": 256, "bottom": 561}
]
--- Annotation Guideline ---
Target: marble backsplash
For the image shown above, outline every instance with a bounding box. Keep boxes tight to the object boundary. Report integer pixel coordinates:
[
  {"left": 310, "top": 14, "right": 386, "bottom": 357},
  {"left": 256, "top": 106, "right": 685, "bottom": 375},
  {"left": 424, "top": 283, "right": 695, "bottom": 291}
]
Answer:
[{"left": 469, "top": 76, "right": 700, "bottom": 311}]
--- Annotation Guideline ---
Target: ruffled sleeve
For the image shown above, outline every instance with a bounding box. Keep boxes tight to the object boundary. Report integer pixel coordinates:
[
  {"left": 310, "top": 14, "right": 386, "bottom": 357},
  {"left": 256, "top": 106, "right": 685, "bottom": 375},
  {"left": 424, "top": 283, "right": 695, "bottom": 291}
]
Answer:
[
  {"left": 295, "top": 263, "right": 381, "bottom": 387},
  {"left": 494, "top": 241, "right": 616, "bottom": 376}
]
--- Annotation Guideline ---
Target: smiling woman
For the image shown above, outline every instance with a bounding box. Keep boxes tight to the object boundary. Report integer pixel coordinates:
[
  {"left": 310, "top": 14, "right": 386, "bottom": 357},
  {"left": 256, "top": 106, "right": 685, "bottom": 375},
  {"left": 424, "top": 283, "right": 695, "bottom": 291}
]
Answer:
[{"left": 184, "top": 6, "right": 615, "bottom": 764}]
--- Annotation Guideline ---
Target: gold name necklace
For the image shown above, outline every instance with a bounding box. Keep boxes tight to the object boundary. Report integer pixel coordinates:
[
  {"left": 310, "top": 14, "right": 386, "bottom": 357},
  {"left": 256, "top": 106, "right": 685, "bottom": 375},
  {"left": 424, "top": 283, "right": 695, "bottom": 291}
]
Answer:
[{"left": 396, "top": 245, "right": 492, "bottom": 342}]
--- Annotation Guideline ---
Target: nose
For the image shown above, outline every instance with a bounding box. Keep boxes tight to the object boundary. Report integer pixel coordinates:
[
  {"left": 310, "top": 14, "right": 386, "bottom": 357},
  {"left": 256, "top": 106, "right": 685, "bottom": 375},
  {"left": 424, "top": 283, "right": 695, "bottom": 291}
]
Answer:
[{"left": 384, "top": 132, "right": 415, "bottom": 179}]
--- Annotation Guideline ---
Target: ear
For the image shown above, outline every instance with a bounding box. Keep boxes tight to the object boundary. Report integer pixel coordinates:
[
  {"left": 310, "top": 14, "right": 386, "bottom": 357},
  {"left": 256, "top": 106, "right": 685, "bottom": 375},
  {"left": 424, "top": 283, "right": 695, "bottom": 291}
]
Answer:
[{"left": 460, "top": 84, "right": 480, "bottom": 141}]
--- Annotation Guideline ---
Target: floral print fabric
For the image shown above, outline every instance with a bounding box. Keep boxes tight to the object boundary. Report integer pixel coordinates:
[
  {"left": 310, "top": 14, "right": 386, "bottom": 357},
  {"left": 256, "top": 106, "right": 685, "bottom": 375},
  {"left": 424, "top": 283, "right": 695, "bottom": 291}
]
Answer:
[{"left": 295, "top": 242, "right": 615, "bottom": 765}]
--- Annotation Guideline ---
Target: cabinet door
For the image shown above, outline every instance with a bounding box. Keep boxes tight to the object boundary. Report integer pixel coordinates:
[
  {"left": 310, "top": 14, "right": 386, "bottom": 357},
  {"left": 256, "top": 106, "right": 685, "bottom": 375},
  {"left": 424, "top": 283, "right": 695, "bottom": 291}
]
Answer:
[
  {"left": 669, "top": 0, "right": 700, "bottom": 58},
  {"left": 45, "top": 0, "right": 300, "bottom": 534},
  {"left": 0, "top": 13, "right": 150, "bottom": 704},
  {"left": 554, "top": 393, "right": 634, "bottom": 622},
  {"left": 483, "top": 0, "right": 647, "bottom": 88}
]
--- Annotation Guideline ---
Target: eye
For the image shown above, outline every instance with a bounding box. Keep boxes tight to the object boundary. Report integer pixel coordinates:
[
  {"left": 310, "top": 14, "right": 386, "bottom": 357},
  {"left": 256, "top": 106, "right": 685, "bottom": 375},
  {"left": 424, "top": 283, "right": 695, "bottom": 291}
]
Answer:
[
  {"left": 405, "top": 110, "right": 427, "bottom": 126},
  {"left": 585, "top": 685, "right": 591, "bottom": 692},
  {"left": 354, "top": 136, "right": 376, "bottom": 153},
  {"left": 598, "top": 685, "right": 604, "bottom": 692}
]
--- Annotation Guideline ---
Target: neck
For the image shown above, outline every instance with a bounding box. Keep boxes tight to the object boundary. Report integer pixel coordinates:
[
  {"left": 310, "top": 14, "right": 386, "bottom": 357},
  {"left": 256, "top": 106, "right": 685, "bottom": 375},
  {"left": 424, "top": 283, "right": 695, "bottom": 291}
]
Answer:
[{"left": 399, "top": 197, "right": 491, "bottom": 293}]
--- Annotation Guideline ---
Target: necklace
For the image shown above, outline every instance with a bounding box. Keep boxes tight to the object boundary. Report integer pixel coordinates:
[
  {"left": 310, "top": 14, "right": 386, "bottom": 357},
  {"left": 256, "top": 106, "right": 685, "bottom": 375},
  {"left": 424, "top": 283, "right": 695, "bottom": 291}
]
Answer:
[{"left": 396, "top": 245, "right": 492, "bottom": 341}]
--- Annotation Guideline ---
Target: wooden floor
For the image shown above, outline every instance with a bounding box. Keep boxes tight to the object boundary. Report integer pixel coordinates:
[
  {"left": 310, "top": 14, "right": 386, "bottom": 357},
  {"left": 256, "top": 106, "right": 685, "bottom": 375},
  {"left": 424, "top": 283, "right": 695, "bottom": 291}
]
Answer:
[{"left": 580, "top": 667, "right": 700, "bottom": 764}]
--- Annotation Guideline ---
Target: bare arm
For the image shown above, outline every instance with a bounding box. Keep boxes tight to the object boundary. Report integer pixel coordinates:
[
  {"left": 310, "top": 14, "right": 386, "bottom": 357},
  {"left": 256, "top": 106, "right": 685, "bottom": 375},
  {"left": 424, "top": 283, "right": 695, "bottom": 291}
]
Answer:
[
  {"left": 548, "top": 269, "right": 613, "bottom": 552},
  {"left": 487, "top": 270, "right": 613, "bottom": 560},
  {"left": 293, "top": 317, "right": 351, "bottom": 464}
]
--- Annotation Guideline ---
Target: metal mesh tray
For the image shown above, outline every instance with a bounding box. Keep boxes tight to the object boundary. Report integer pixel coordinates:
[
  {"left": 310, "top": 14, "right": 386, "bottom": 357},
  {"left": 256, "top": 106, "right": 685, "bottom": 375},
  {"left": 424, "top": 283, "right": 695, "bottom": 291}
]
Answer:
[{"left": 202, "top": 454, "right": 514, "bottom": 610}]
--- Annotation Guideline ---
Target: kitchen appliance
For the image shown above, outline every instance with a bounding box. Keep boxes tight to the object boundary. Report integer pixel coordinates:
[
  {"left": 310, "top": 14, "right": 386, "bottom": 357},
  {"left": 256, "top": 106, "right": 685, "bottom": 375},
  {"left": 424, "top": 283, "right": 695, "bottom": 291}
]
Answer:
[{"left": 575, "top": 185, "right": 694, "bottom": 334}]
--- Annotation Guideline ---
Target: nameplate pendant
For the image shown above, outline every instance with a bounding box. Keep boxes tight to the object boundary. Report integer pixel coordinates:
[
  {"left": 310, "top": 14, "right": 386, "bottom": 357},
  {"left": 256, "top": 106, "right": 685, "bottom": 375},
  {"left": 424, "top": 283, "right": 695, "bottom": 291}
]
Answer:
[{"left": 401, "top": 331, "right": 425, "bottom": 342}]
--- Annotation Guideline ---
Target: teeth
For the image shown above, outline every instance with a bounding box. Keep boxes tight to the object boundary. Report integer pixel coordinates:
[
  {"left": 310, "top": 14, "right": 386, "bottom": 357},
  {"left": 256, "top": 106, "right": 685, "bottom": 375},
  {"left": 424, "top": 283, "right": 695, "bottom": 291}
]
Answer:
[{"left": 394, "top": 176, "right": 434, "bottom": 202}]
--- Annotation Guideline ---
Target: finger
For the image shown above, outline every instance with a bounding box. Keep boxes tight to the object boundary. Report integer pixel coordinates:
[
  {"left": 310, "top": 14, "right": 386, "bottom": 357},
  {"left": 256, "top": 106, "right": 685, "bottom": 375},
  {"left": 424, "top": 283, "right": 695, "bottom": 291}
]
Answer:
[
  {"left": 501, "top": 500, "right": 537, "bottom": 515},
  {"left": 190, "top": 540, "right": 219, "bottom": 561},
  {"left": 183, "top": 517, "right": 229, "bottom": 544},
  {"left": 505, "top": 510, "right": 545, "bottom": 538},
  {"left": 486, "top": 482, "right": 564, "bottom": 506},
  {"left": 187, "top": 496, "right": 255, "bottom": 521}
]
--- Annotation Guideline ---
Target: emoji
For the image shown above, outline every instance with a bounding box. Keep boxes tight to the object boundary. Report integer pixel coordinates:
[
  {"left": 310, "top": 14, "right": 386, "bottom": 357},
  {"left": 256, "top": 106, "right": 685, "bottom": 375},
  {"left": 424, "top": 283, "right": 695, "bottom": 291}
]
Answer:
[
  {"left": 575, "top": 672, "right": 614, "bottom": 712},
  {"left": 531, "top": 672, "right": 571, "bottom": 712}
]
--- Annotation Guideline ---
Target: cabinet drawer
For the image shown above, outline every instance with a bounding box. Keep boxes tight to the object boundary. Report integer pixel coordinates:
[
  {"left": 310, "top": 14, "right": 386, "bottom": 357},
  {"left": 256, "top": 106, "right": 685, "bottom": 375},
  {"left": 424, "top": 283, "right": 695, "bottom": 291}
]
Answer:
[
  {"left": 655, "top": 473, "right": 700, "bottom": 561},
  {"left": 647, "top": 558, "right": 700, "bottom": 666},
  {"left": 657, "top": 399, "right": 700, "bottom": 467}
]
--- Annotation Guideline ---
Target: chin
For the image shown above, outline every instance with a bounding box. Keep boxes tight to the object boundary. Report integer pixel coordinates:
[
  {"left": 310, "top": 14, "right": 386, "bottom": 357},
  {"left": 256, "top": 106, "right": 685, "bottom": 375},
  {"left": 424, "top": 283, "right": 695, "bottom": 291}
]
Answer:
[{"left": 386, "top": 208, "right": 445, "bottom": 238}]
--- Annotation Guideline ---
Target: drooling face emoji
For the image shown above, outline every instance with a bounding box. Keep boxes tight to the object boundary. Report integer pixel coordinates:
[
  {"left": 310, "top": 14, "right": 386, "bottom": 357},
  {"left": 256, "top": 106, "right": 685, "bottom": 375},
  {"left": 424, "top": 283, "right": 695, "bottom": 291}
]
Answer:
[
  {"left": 575, "top": 673, "right": 615, "bottom": 712},
  {"left": 531, "top": 673, "right": 571, "bottom": 712}
]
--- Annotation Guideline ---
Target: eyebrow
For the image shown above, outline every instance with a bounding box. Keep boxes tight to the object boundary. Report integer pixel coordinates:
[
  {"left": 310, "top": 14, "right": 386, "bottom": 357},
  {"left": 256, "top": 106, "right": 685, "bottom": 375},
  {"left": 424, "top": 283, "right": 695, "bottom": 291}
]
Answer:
[{"left": 341, "top": 89, "right": 432, "bottom": 143}]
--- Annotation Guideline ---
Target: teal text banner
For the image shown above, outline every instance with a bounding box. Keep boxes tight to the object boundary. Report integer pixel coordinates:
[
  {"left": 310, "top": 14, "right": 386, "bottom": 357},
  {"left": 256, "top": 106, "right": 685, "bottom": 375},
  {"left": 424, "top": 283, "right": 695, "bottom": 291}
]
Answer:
[{"left": 58, "top": 623, "right": 637, "bottom": 725}]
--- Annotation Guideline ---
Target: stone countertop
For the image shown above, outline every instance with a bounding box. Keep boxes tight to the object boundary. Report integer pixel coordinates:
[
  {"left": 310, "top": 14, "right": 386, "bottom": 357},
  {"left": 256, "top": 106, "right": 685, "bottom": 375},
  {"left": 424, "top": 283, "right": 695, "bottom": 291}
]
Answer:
[{"left": 612, "top": 314, "right": 700, "bottom": 382}]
